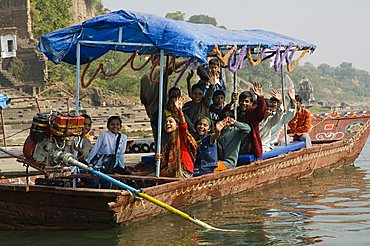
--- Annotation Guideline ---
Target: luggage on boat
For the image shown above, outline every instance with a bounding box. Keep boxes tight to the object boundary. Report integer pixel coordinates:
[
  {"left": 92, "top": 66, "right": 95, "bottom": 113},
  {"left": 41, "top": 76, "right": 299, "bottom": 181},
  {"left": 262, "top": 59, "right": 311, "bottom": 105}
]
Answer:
[{"left": 50, "top": 113, "right": 85, "bottom": 137}]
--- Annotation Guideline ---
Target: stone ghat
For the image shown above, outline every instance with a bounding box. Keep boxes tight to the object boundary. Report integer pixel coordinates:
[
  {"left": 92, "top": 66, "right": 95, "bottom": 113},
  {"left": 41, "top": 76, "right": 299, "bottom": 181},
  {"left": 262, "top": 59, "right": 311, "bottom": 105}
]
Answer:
[{"left": 0, "top": 99, "right": 151, "bottom": 146}]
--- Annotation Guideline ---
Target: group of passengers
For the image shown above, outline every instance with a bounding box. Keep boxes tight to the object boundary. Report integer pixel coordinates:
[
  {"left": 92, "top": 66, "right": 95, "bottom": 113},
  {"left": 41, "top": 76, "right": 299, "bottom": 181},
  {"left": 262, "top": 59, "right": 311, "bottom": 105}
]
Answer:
[
  {"left": 77, "top": 57, "right": 312, "bottom": 182},
  {"left": 140, "top": 57, "right": 312, "bottom": 178}
]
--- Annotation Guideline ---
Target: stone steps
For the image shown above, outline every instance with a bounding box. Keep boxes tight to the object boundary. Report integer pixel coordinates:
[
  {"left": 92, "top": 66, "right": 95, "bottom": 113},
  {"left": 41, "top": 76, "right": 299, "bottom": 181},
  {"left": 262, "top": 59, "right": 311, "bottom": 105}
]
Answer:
[{"left": 0, "top": 103, "right": 151, "bottom": 146}]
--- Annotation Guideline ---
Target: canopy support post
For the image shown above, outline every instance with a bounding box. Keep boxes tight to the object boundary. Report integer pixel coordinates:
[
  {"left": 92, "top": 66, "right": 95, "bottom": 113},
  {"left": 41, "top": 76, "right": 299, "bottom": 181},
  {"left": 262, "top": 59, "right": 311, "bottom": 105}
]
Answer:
[
  {"left": 280, "top": 65, "right": 288, "bottom": 146},
  {"left": 155, "top": 50, "right": 165, "bottom": 177},
  {"left": 233, "top": 54, "right": 238, "bottom": 120},
  {"left": 75, "top": 42, "right": 81, "bottom": 115},
  {"left": 118, "top": 27, "right": 123, "bottom": 43}
]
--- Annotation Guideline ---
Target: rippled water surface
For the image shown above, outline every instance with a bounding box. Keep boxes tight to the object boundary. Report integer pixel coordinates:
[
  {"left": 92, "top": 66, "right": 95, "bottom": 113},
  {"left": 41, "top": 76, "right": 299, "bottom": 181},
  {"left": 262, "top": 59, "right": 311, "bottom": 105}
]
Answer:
[{"left": 2, "top": 139, "right": 370, "bottom": 245}]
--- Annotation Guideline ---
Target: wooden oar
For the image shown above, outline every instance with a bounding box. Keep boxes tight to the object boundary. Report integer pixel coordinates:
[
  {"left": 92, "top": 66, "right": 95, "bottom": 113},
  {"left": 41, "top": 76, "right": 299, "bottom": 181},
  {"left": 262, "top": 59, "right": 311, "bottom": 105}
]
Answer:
[{"left": 56, "top": 151, "right": 235, "bottom": 231}]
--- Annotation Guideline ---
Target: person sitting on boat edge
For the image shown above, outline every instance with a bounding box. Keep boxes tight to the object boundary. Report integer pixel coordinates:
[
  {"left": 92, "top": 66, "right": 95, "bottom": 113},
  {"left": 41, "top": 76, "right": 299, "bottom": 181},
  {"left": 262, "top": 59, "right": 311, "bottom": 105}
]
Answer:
[
  {"left": 237, "top": 82, "right": 267, "bottom": 158},
  {"left": 214, "top": 111, "right": 251, "bottom": 171},
  {"left": 161, "top": 97, "right": 197, "bottom": 178},
  {"left": 87, "top": 116, "right": 129, "bottom": 176},
  {"left": 270, "top": 87, "right": 297, "bottom": 146},
  {"left": 259, "top": 89, "right": 284, "bottom": 153},
  {"left": 74, "top": 113, "right": 92, "bottom": 162},
  {"left": 287, "top": 95, "right": 312, "bottom": 148},
  {"left": 193, "top": 116, "right": 227, "bottom": 176},
  {"left": 209, "top": 90, "right": 237, "bottom": 126}
]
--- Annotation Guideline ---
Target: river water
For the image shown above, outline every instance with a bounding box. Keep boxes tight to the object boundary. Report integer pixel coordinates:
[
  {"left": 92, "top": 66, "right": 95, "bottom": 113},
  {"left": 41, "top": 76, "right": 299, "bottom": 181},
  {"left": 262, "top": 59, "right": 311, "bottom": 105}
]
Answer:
[{"left": 1, "top": 139, "right": 370, "bottom": 245}]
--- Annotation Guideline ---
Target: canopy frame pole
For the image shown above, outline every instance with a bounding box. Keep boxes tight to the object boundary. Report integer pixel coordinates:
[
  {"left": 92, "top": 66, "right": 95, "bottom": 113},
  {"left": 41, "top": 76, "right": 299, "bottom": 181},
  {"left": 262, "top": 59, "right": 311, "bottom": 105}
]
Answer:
[
  {"left": 118, "top": 26, "right": 123, "bottom": 43},
  {"left": 75, "top": 42, "right": 81, "bottom": 115},
  {"left": 155, "top": 50, "right": 165, "bottom": 177},
  {"left": 233, "top": 52, "right": 238, "bottom": 120},
  {"left": 0, "top": 108, "right": 6, "bottom": 147},
  {"left": 280, "top": 64, "right": 288, "bottom": 146}
]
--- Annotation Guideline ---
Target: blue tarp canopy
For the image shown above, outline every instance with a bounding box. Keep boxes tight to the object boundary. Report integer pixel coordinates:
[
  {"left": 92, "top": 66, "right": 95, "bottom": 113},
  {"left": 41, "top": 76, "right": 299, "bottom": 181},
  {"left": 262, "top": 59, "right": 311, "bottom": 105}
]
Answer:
[{"left": 39, "top": 10, "right": 316, "bottom": 65}]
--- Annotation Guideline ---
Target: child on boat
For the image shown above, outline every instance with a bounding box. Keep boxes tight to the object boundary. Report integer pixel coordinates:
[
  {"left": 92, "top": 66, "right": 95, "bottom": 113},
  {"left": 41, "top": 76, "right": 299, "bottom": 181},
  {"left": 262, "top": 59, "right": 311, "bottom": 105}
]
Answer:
[
  {"left": 288, "top": 95, "right": 312, "bottom": 147},
  {"left": 87, "top": 116, "right": 128, "bottom": 175},
  {"left": 161, "top": 97, "right": 197, "bottom": 178},
  {"left": 183, "top": 66, "right": 215, "bottom": 129},
  {"left": 187, "top": 58, "right": 227, "bottom": 97},
  {"left": 214, "top": 112, "right": 251, "bottom": 171},
  {"left": 193, "top": 116, "right": 227, "bottom": 176},
  {"left": 270, "top": 87, "right": 297, "bottom": 146},
  {"left": 209, "top": 90, "right": 237, "bottom": 125},
  {"left": 259, "top": 89, "right": 284, "bottom": 152},
  {"left": 75, "top": 113, "right": 92, "bottom": 161},
  {"left": 237, "top": 82, "right": 266, "bottom": 158}
]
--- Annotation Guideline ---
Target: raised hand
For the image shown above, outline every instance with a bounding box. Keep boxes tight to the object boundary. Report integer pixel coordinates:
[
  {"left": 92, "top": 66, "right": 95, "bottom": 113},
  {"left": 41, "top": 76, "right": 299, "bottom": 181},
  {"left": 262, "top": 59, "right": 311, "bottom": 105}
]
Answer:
[
  {"left": 230, "top": 92, "right": 238, "bottom": 104},
  {"left": 209, "top": 72, "right": 216, "bottom": 86},
  {"left": 227, "top": 117, "right": 236, "bottom": 125},
  {"left": 271, "top": 89, "right": 282, "bottom": 103},
  {"left": 174, "top": 96, "right": 183, "bottom": 111},
  {"left": 186, "top": 70, "right": 194, "bottom": 81},
  {"left": 215, "top": 120, "right": 226, "bottom": 134},
  {"left": 252, "top": 82, "right": 264, "bottom": 97},
  {"left": 287, "top": 87, "right": 296, "bottom": 109},
  {"left": 287, "top": 87, "right": 295, "bottom": 100}
]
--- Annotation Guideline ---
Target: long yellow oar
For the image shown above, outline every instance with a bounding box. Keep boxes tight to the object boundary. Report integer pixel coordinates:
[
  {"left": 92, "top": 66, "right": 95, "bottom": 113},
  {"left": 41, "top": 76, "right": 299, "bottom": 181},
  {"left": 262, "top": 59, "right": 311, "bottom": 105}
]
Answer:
[{"left": 57, "top": 152, "right": 234, "bottom": 231}]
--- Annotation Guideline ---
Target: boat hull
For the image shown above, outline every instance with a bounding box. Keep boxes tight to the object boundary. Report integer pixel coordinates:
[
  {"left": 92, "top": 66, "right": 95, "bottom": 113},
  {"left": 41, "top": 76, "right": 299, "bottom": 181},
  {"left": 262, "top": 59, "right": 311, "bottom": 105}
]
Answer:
[{"left": 0, "top": 116, "right": 369, "bottom": 230}]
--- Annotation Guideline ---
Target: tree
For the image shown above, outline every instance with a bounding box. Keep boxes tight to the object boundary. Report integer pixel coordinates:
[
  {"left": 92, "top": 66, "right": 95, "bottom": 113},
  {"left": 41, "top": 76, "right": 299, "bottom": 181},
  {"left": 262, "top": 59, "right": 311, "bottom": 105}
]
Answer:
[
  {"left": 318, "top": 63, "right": 334, "bottom": 77},
  {"left": 335, "top": 62, "right": 355, "bottom": 81},
  {"left": 165, "top": 11, "right": 185, "bottom": 21},
  {"left": 30, "top": 0, "right": 72, "bottom": 39},
  {"left": 188, "top": 14, "right": 217, "bottom": 26}
]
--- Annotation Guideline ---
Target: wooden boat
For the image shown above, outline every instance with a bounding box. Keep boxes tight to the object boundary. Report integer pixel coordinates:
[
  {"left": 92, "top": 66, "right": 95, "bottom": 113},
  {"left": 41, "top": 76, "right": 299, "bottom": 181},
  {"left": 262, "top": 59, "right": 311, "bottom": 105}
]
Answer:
[
  {"left": 0, "top": 113, "right": 369, "bottom": 229},
  {"left": 0, "top": 9, "right": 362, "bottom": 230},
  {"left": 310, "top": 110, "right": 369, "bottom": 142}
]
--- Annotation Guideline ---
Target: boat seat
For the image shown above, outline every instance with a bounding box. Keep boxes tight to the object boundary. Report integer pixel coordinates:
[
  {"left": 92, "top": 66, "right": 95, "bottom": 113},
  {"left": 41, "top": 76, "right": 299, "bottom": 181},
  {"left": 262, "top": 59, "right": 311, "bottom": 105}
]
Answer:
[
  {"left": 238, "top": 141, "right": 306, "bottom": 164},
  {"left": 141, "top": 141, "right": 306, "bottom": 164},
  {"left": 141, "top": 155, "right": 156, "bottom": 163}
]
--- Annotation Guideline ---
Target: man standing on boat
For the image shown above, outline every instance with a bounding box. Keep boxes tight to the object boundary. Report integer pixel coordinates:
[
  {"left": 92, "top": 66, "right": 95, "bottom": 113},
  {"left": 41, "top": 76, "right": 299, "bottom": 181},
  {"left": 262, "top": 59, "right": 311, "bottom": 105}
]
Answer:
[{"left": 287, "top": 95, "right": 312, "bottom": 147}]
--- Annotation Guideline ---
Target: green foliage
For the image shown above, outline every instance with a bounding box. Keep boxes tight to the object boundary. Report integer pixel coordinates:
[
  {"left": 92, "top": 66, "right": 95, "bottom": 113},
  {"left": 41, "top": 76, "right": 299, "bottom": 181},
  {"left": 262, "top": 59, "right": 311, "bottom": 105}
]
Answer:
[
  {"left": 85, "top": 0, "right": 106, "bottom": 15},
  {"left": 165, "top": 11, "right": 186, "bottom": 21},
  {"left": 30, "top": 0, "right": 72, "bottom": 39},
  {"left": 188, "top": 14, "right": 217, "bottom": 26},
  {"left": 235, "top": 59, "right": 370, "bottom": 103},
  {"left": 47, "top": 61, "right": 75, "bottom": 88},
  {"left": 9, "top": 58, "right": 27, "bottom": 81}
]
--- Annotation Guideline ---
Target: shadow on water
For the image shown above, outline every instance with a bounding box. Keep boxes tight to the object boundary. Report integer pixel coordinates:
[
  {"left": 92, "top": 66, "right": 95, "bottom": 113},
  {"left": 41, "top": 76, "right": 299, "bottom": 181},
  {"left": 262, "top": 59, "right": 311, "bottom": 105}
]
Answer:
[{"left": 1, "top": 139, "right": 370, "bottom": 245}]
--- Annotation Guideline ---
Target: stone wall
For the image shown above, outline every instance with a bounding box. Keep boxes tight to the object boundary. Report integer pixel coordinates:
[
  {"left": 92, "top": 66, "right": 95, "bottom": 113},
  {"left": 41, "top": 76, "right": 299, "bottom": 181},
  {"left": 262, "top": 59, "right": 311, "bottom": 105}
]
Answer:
[
  {"left": 0, "top": 0, "right": 45, "bottom": 92},
  {"left": 70, "top": 0, "right": 97, "bottom": 25},
  {"left": 0, "top": 0, "right": 31, "bottom": 39}
]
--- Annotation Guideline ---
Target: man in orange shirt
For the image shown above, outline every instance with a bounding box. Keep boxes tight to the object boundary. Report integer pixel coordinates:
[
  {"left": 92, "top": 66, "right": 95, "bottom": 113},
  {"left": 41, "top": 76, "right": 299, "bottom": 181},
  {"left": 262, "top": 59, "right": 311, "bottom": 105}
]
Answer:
[{"left": 288, "top": 95, "right": 312, "bottom": 147}]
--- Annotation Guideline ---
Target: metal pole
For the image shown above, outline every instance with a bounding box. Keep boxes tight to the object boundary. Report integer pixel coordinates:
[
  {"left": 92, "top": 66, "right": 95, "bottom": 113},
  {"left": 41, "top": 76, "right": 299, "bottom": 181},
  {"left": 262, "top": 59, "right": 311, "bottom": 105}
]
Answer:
[
  {"left": 0, "top": 108, "right": 7, "bottom": 147},
  {"left": 155, "top": 50, "right": 165, "bottom": 177},
  {"left": 75, "top": 42, "right": 81, "bottom": 115},
  {"left": 57, "top": 151, "right": 229, "bottom": 231},
  {"left": 233, "top": 53, "right": 238, "bottom": 120},
  {"left": 280, "top": 64, "right": 288, "bottom": 146}
]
